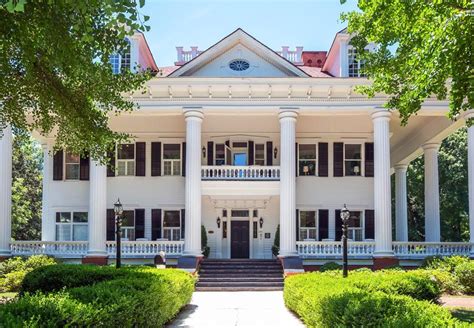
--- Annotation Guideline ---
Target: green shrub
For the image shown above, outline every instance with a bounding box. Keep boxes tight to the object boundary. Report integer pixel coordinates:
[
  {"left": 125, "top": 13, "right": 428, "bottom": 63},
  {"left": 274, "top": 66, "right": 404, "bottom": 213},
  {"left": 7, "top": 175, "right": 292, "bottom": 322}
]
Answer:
[
  {"left": 319, "top": 262, "right": 341, "bottom": 272},
  {"left": 201, "top": 225, "right": 210, "bottom": 258},
  {"left": 422, "top": 255, "right": 470, "bottom": 273},
  {"left": 428, "top": 269, "right": 464, "bottom": 295},
  {"left": 455, "top": 261, "right": 474, "bottom": 295}
]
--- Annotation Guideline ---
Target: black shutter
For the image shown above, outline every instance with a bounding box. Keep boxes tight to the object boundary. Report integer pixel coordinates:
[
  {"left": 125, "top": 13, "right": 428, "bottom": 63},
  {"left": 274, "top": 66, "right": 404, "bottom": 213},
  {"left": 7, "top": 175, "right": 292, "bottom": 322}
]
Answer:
[
  {"left": 248, "top": 141, "right": 254, "bottom": 165},
  {"left": 266, "top": 141, "right": 273, "bottom": 166},
  {"left": 365, "top": 209, "right": 375, "bottom": 239},
  {"left": 135, "top": 142, "right": 146, "bottom": 177},
  {"left": 181, "top": 209, "right": 185, "bottom": 240},
  {"left": 107, "top": 147, "right": 115, "bottom": 177},
  {"left": 182, "top": 142, "right": 186, "bottom": 177},
  {"left": 79, "top": 153, "right": 90, "bottom": 180},
  {"left": 151, "top": 142, "right": 162, "bottom": 176},
  {"left": 151, "top": 209, "right": 162, "bottom": 240},
  {"left": 333, "top": 142, "right": 344, "bottom": 177},
  {"left": 318, "top": 209, "right": 329, "bottom": 240},
  {"left": 296, "top": 209, "right": 299, "bottom": 241},
  {"left": 318, "top": 143, "right": 328, "bottom": 177},
  {"left": 106, "top": 209, "right": 115, "bottom": 241},
  {"left": 365, "top": 143, "right": 374, "bottom": 177},
  {"left": 335, "top": 210, "right": 342, "bottom": 241},
  {"left": 53, "top": 150, "right": 63, "bottom": 180},
  {"left": 207, "top": 141, "right": 214, "bottom": 165},
  {"left": 225, "top": 140, "right": 231, "bottom": 165},
  {"left": 295, "top": 143, "right": 298, "bottom": 177},
  {"left": 135, "top": 209, "right": 145, "bottom": 239}
]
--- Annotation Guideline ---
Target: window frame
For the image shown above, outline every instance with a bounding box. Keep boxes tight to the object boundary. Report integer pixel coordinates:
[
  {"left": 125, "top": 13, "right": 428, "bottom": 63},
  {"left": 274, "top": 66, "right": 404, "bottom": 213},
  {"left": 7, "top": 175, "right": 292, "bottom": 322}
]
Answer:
[
  {"left": 298, "top": 143, "right": 318, "bottom": 176},
  {"left": 116, "top": 143, "right": 136, "bottom": 177},
  {"left": 299, "top": 210, "right": 318, "bottom": 241},
  {"left": 64, "top": 151, "right": 80, "bottom": 181},
  {"left": 110, "top": 39, "right": 131, "bottom": 74},
  {"left": 162, "top": 209, "right": 182, "bottom": 241},
  {"left": 120, "top": 210, "right": 136, "bottom": 241},
  {"left": 55, "top": 211, "right": 88, "bottom": 241},
  {"left": 347, "top": 46, "right": 367, "bottom": 78},
  {"left": 343, "top": 143, "right": 364, "bottom": 177},
  {"left": 214, "top": 143, "right": 227, "bottom": 166},
  {"left": 254, "top": 143, "right": 266, "bottom": 166},
  {"left": 347, "top": 210, "right": 365, "bottom": 241},
  {"left": 162, "top": 143, "right": 182, "bottom": 176}
]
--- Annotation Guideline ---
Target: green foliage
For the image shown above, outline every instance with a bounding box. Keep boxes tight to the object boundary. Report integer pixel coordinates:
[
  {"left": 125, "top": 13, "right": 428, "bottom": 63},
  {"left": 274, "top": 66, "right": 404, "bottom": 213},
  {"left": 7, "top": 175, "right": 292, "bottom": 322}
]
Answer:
[
  {"left": 341, "top": 1, "right": 473, "bottom": 123},
  {"left": 2, "top": 265, "right": 195, "bottom": 327},
  {"left": 454, "top": 261, "right": 474, "bottom": 295},
  {"left": 420, "top": 256, "right": 473, "bottom": 295},
  {"left": 0, "top": 0, "right": 153, "bottom": 160},
  {"left": 201, "top": 225, "right": 210, "bottom": 258},
  {"left": 272, "top": 224, "right": 280, "bottom": 257},
  {"left": 319, "top": 262, "right": 341, "bottom": 272}
]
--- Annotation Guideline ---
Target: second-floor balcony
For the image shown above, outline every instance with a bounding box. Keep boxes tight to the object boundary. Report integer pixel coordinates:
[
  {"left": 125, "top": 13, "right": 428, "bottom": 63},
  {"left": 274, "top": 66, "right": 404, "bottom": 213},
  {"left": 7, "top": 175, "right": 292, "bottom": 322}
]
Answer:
[{"left": 201, "top": 165, "right": 280, "bottom": 181}]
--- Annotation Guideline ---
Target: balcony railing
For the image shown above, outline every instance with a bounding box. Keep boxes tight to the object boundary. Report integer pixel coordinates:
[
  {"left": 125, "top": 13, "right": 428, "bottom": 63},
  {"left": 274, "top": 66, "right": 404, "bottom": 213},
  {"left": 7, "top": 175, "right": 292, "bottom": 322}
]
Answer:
[
  {"left": 297, "top": 241, "right": 375, "bottom": 258},
  {"left": 105, "top": 241, "right": 184, "bottom": 257},
  {"left": 392, "top": 242, "right": 472, "bottom": 258},
  {"left": 201, "top": 165, "right": 280, "bottom": 181}
]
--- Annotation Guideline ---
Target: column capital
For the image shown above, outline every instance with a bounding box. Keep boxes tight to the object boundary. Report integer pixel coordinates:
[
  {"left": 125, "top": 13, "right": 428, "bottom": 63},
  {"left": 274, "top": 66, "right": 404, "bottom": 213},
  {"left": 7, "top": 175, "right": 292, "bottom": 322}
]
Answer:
[
  {"left": 422, "top": 142, "right": 441, "bottom": 152},
  {"left": 183, "top": 108, "right": 204, "bottom": 121},
  {"left": 394, "top": 164, "right": 408, "bottom": 172},
  {"left": 371, "top": 109, "right": 392, "bottom": 121},
  {"left": 278, "top": 108, "right": 298, "bottom": 121}
]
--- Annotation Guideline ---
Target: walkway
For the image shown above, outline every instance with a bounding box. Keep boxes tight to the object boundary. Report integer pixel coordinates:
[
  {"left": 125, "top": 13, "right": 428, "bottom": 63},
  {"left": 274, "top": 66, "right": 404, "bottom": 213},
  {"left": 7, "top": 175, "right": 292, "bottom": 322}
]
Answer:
[{"left": 167, "top": 291, "right": 305, "bottom": 327}]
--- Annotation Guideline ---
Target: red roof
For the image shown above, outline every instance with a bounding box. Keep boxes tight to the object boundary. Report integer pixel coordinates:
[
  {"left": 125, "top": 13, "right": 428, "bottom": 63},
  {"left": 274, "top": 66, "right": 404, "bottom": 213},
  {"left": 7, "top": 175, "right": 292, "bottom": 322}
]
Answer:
[{"left": 298, "top": 66, "right": 332, "bottom": 77}]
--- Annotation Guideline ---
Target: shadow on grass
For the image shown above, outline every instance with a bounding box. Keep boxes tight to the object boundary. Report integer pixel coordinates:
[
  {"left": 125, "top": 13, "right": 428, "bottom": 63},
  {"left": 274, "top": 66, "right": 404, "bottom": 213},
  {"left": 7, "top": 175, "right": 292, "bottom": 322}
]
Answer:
[{"left": 451, "top": 308, "right": 474, "bottom": 324}]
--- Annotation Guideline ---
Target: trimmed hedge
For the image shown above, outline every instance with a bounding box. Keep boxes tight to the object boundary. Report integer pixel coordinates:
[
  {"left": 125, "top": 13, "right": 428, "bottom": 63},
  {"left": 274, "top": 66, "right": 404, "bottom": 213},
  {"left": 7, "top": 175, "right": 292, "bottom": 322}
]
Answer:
[
  {"left": 284, "top": 271, "right": 461, "bottom": 328},
  {"left": 1, "top": 265, "right": 195, "bottom": 327}
]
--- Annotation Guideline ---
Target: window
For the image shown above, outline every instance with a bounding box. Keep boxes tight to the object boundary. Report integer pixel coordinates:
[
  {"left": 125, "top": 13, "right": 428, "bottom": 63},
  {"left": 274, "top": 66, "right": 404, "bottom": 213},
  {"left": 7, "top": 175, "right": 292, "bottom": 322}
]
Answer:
[
  {"left": 299, "top": 211, "right": 317, "bottom": 240},
  {"left": 255, "top": 144, "right": 265, "bottom": 166},
  {"left": 222, "top": 221, "right": 228, "bottom": 239},
  {"left": 163, "top": 144, "right": 181, "bottom": 176},
  {"left": 215, "top": 143, "right": 226, "bottom": 165},
  {"left": 117, "top": 144, "right": 135, "bottom": 176},
  {"left": 163, "top": 210, "right": 181, "bottom": 241},
  {"left": 121, "top": 210, "right": 135, "bottom": 241},
  {"left": 253, "top": 221, "right": 258, "bottom": 238},
  {"left": 110, "top": 54, "right": 121, "bottom": 74},
  {"left": 344, "top": 144, "right": 362, "bottom": 176},
  {"left": 109, "top": 40, "right": 131, "bottom": 74},
  {"left": 348, "top": 48, "right": 366, "bottom": 77},
  {"left": 55, "top": 212, "right": 88, "bottom": 241},
  {"left": 231, "top": 210, "right": 249, "bottom": 217},
  {"left": 299, "top": 144, "right": 317, "bottom": 176},
  {"left": 348, "top": 211, "right": 363, "bottom": 241},
  {"left": 229, "top": 59, "right": 250, "bottom": 71},
  {"left": 65, "top": 151, "right": 80, "bottom": 180}
]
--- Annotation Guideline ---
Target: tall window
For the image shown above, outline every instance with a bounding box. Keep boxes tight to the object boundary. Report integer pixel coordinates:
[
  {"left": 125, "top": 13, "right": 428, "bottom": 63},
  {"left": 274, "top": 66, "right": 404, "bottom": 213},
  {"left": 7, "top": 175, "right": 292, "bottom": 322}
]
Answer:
[
  {"left": 255, "top": 144, "right": 265, "bottom": 166},
  {"left": 121, "top": 210, "right": 135, "bottom": 241},
  {"left": 299, "top": 211, "right": 317, "bottom": 240},
  {"left": 348, "top": 48, "right": 366, "bottom": 77},
  {"left": 109, "top": 40, "right": 131, "bottom": 74},
  {"left": 163, "top": 144, "right": 181, "bottom": 176},
  {"left": 344, "top": 144, "right": 362, "bottom": 176},
  {"left": 65, "top": 151, "right": 80, "bottom": 180},
  {"left": 110, "top": 54, "right": 121, "bottom": 74},
  {"left": 348, "top": 211, "right": 363, "bottom": 241},
  {"left": 55, "top": 212, "right": 88, "bottom": 241},
  {"left": 117, "top": 144, "right": 135, "bottom": 176},
  {"left": 163, "top": 210, "right": 181, "bottom": 241},
  {"left": 215, "top": 144, "right": 226, "bottom": 165},
  {"left": 299, "top": 144, "right": 317, "bottom": 176}
]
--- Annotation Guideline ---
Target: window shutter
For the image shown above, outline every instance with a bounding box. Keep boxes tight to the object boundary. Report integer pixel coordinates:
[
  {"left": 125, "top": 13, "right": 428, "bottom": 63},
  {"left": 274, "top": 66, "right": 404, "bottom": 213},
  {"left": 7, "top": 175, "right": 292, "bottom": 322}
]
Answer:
[
  {"left": 182, "top": 142, "right": 186, "bottom": 177},
  {"left": 151, "top": 142, "right": 162, "bottom": 176},
  {"left": 225, "top": 140, "right": 231, "bottom": 165},
  {"left": 135, "top": 209, "right": 145, "bottom": 239},
  {"left": 318, "top": 143, "right": 328, "bottom": 177},
  {"left": 318, "top": 209, "right": 329, "bottom": 240},
  {"left": 135, "top": 142, "right": 146, "bottom": 177},
  {"left": 181, "top": 209, "right": 185, "bottom": 240},
  {"left": 365, "top": 143, "right": 374, "bottom": 177},
  {"left": 295, "top": 143, "right": 298, "bottom": 177},
  {"left": 107, "top": 147, "right": 115, "bottom": 177},
  {"left": 296, "top": 209, "right": 299, "bottom": 241},
  {"left": 365, "top": 209, "right": 375, "bottom": 239},
  {"left": 79, "top": 153, "right": 90, "bottom": 180},
  {"left": 266, "top": 141, "right": 273, "bottom": 166},
  {"left": 207, "top": 141, "right": 214, "bottom": 165},
  {"left": 106, "top": 209, "right": 115, "bottom": 241},
  {"left": 248, "top": 140, "right": 254, "bottom": 165},
  {"left": 335, "top": 210, "right": 342, "bottom": 241},
  {"left": 151, "top": 209, "right": 162, "bottom": 240},
  {"left": 53, "top": 150, "right": 63, "bottom": 181},
  {"left": 333, "top": 142, "right": 344, "bottom": 177}
]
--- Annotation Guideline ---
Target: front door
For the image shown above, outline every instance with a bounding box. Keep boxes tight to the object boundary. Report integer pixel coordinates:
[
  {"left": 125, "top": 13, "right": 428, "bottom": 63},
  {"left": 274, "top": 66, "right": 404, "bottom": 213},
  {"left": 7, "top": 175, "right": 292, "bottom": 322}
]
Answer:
[{"left": 231, "top": 221, "right": 250, "bottom": 258}]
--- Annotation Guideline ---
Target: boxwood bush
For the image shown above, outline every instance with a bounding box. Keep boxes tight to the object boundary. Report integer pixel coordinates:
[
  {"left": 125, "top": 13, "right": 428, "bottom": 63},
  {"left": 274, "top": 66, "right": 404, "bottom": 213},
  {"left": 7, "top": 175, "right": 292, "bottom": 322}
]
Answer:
[{"left": 1, "top": 265, "right": 195, "bottom": 327}]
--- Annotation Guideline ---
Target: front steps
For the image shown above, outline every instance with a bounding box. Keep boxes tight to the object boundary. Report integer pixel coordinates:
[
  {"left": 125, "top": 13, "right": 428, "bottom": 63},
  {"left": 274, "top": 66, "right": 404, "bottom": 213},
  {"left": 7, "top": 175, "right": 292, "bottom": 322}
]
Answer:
[{"left": 196, "top": 259, "right": 284, "bottom": 291}]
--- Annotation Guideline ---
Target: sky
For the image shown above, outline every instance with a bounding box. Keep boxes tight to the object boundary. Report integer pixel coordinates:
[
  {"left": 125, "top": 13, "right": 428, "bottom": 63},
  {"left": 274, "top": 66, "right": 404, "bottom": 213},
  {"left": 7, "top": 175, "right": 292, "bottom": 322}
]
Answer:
[{"left": 141, "top": 0, "right": 359, "bottom": 67}]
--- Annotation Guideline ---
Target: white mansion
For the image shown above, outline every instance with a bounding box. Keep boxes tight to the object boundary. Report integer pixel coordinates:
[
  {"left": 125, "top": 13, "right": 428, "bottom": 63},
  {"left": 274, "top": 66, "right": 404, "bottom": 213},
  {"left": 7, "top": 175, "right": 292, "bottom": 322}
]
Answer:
[{"left": 0, "top": 29, "right": 472, "bottom": 270}]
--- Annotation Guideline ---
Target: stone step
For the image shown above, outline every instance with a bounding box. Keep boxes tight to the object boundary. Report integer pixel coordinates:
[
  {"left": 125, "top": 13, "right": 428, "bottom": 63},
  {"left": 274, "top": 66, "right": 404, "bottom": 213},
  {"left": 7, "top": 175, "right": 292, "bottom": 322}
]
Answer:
[
  {"left": 195, "top": 286, "right": 284, "bottom": 292},
  {"left": 199, "top": 273, "right": 283, "bottom": 278},
  {"left": 196, "top": 281, "right": 284, "bottom": 288},
  {"left": 198, "top": 276, "right": 284, "bottom": 282},
  {"left": 200, "top": 264, "right": 282, "bottom": 270}
]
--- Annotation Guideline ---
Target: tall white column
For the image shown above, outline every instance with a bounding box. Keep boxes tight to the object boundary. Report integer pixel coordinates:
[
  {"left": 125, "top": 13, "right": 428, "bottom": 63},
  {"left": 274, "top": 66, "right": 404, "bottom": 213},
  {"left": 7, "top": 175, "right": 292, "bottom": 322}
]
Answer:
[
  {"left": 87, "top": 160, "right": 107, "bottom": 256},
  {"left": 466, "top": 113, "right": 474, "bottom": 255},
  {"left": 41, "top": 143, "right": 55, "bottom": 241},
  {"left": 0, "top": 126, "right": 12, "bottom": 256},
  {"left": 279, "top": 109, "right": 298, "bottom": 257},
  {"left": 183, "top": 109, "right": 203, "bottom": 257},
  {"left": 394, "top": 164, "right": 409, "bottom": 242},
  {"left": 423, "top": 143, "right": 441, "bottom": 242},
  {"left": 372, "top": 111, "right": 394, "bottom": 257}
]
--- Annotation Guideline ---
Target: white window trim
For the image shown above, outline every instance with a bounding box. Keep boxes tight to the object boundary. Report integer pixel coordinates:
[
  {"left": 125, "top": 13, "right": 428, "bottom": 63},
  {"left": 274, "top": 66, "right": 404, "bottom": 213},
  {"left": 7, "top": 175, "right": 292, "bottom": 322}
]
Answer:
[
  {"left": 347, "top": 210, "right": 365, "bottom": 241},
  {"left": 214, "top": 142, "right": 227, "bottom": 166},
  {"left": 347, "top": 46, "right": 366, "bottom": 78},
  {"left": 297, "top": 142, "right": 318, "bottom": 176},
  {"left": 55, "top": 211, "right": 88, "bottom": 241},
  {"left": 63, "top": 151, "right": 80, "bottom": 181},
  {"left": 162, "top": 143, "right": 182, "bottom": 176},
  {"left": 254, "top": 143, "right": 266, "bottom": 166},
  {"left": 162, "top": 208, "right": 182, "bottom": 241},
  {"left": 299, "top": 209, "right": 318, "bottom": 241},
  {"left": 343, "top": 142, "right": 365, "bottom": 177},
  {"left": 116, "top": 143, "right": 136, "bottom": 177}
]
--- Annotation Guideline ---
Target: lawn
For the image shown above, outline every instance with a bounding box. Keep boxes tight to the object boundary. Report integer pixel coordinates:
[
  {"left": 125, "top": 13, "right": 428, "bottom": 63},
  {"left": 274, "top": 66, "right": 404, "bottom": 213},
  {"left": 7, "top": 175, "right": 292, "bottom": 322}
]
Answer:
[{"left": 450, "top": 308, "right": 474, "bottom": 324}]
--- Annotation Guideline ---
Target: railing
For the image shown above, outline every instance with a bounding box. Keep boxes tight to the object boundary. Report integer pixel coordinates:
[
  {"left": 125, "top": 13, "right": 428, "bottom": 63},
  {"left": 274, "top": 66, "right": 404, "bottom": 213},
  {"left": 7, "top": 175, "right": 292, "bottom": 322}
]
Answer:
[
  {"left": 201, "top": 165, "right": 280, "bottom": 181},
  {"left": 10, "top": 241, "right": 88, "bottom": 257},
  {"left": 175, "top": 46, "right": 202, "bottom": 65},
  {"left": 105, "top": 241, "right": 184, "bottom": 257},
  {"left": 277, "top": 46, "right": 304, "bottom": 65},
  {"left": 393, "top": 242, "right": 472, "bottom": 258},
  {"left": 297, "top": 241, "right": 376, "bottom": 258}
]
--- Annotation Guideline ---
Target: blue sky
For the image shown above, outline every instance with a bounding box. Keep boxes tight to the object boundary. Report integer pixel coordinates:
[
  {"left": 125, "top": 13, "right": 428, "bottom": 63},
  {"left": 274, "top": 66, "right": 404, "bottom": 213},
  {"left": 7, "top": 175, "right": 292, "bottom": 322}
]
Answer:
[{"left": 141, "top": 0, "right": 359, "bottom": 67}]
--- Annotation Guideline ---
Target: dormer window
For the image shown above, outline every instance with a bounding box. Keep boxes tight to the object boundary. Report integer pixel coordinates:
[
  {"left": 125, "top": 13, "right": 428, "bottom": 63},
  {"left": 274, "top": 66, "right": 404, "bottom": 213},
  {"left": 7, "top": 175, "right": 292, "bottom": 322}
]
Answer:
[
  {"left": 110, "top": 40, "right": 131, "bottom": 74},
  {"left": 348, "top": 47, "right": 366, "bottom": 77}
]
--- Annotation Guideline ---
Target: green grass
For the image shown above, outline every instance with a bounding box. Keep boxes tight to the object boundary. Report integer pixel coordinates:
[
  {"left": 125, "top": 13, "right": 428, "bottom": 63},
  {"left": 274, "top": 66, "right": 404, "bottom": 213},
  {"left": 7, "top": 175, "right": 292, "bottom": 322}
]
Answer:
[{"left": 450, "top": 308, "right": 474, "bottom": 324}]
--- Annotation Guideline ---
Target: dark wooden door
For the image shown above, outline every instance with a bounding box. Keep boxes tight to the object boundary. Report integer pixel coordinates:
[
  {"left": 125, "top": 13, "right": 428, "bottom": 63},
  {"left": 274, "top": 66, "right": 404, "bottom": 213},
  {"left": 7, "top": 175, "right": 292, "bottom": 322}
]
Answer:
[{"left": 231, "top": 221, "right": 250, "bottom": 258}]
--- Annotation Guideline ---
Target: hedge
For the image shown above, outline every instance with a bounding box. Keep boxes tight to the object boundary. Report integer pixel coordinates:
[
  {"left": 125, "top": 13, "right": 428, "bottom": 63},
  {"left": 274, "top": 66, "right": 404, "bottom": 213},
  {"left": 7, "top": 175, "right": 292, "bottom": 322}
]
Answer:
[
  {"left": 1, "top": 265, "right": 195, "bottom": 327},
  {"left": 284, "top": 271, "right": 463, "bottom": 328}
]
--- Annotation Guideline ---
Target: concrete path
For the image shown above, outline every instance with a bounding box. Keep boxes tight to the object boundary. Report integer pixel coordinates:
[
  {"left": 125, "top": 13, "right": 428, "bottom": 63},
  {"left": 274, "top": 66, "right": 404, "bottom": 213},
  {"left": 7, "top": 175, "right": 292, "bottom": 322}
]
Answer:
[
  {"left": 440, "top": 295, "right": 474, "bottom": 309},
  {"left": 167, "top": 291, "right": 305, "bottom": 327}
]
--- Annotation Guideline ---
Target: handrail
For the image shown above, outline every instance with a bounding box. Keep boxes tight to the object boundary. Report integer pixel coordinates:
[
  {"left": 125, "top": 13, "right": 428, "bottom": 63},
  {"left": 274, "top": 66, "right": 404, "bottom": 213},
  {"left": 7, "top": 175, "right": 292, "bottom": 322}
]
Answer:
[{"left": 201, "top": 165, "right": 280, "bottom": 181}]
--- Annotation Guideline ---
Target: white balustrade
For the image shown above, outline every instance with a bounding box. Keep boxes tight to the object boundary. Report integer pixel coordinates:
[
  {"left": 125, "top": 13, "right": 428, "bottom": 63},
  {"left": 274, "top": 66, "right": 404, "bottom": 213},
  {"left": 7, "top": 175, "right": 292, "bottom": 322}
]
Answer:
[
  {"left": 297, "top": 241, "right": 376, "bottom": 258},
  {"left": 393, "top": 242, "right": 472, "bottom": 258},
  {"left": 175, "top": 47, "right": 202, "bottom": 65},
  {"left": 10, "top": 241, "right": 88, "bottom": 257},
  {"left": 105, "top": 240, "right": 184, "bottom": 257},
  {"left": 201, "top": 166, "right": 280, "bottom": 181},
  {"left": 277, "top": 46, "right": 303, "bottom": 65}
]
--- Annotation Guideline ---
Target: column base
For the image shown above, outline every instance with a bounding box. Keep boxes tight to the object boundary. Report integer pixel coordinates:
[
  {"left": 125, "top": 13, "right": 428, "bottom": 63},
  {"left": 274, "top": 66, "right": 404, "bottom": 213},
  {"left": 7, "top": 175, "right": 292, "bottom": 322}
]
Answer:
[
  {"left": 372, "top": 256, "right": 399, "bottom": 270},
  {"left": 82, "top": 256, "right": 109, "bottom": 266},
  {"left": 177, "top": 255, "right": 204, "bottom": 274},
  {"left": 278, "top": 255, "right": 304, "bottom": 275}
]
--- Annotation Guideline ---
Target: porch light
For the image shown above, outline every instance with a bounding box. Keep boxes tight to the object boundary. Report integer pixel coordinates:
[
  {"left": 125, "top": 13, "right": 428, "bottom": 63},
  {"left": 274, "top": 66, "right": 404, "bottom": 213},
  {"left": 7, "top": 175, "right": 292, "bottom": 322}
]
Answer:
[
  {"left": 202, "top": 146, "right": 206, "bottom": 158},
  {"left": 114, "top": 198, "right": 123, "bottom": 217},
  {"left": 274, "top": 147, "right": 278, "bottom": 159},
  {"left": 340, "top": 204, "right": 350, "bottom": 278},
  {"left": 216, "top": 217, "right": 221, "bottom": 228},
  {"left": 353, "top": 166, "right": 360, "bottom": 175},
  {"left": 114, "top": 198, "right": 124, "bottom": 269},
  {"left": 259, "top": 217, "right": 264, "bottom": 228}
]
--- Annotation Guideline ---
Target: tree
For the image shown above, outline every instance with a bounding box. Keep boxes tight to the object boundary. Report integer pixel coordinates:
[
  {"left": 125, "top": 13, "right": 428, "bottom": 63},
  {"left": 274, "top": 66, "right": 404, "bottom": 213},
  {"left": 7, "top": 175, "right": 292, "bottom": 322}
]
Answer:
[
  {"left": 11, "top": 129, "right": 43, "bottom": 240},
  {"left": 341, "top": 1, "right": 473, "bottom": 124},
  {"left": 0, "top": 0, "right": 152, "bottom": 160}
]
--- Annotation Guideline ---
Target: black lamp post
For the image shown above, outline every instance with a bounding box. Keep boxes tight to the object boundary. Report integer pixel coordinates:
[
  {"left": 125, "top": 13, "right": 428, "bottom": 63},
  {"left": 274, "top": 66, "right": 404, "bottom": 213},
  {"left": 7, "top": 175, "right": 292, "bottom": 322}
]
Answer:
[
  {"left": 114, "top": 198, "right": 123, "bottom": 269},
  {"left": 340, "top": 204, "right": 350, "bottom": 278}
]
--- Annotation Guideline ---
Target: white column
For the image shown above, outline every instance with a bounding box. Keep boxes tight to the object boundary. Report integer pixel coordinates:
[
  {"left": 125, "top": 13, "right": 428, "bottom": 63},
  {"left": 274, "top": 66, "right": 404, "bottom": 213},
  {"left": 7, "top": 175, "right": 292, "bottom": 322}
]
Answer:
[
  {"left": 87, "top": 160, "right": 107, "bottom": 256},
  {"left": 467, "top": 115, "right": 474, "bottom": 255},
  {"left": 279, "top": 109, "right": 298, "bottom": 257},
  {"left": 394, "top": 164, "right": 409, "bottom": 242},
  {"left": 372, "top": 111, "right": 394, "bottom": 257},
  {"left": 0, "top": 126, "right": 12, "bottom": 256},
  {"left": 423, "top": 143, "right": 441, "bottom": 242},
  {"left": 183, "top": 109, "right": 203, "bottom": 257},
  {"left": 41, "top": 143, "right": 55, "bottom": 241}
]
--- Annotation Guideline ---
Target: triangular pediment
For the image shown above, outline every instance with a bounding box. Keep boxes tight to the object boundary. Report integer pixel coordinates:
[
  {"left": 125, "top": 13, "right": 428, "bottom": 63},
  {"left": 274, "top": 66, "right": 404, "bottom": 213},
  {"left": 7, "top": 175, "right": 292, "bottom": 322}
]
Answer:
[{"left": 169, "top": 29, "right": 309, "bottom": 78}]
